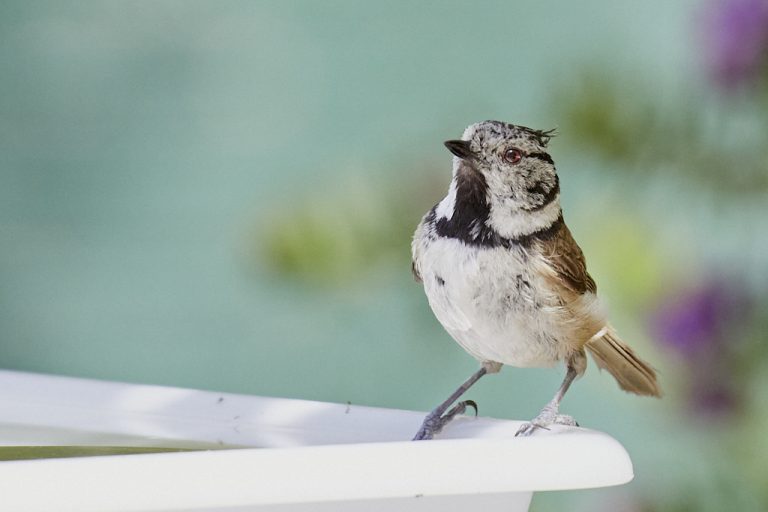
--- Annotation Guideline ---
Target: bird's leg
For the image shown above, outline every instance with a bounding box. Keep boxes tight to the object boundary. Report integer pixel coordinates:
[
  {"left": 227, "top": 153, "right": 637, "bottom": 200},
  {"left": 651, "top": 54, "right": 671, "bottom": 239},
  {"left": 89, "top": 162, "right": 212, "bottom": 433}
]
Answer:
[
  {"left": 413, "top": 362, "right": 499, "bottom": 441},
  {"left": 516, "top": 354, "right": 584, "bottom": 437}
]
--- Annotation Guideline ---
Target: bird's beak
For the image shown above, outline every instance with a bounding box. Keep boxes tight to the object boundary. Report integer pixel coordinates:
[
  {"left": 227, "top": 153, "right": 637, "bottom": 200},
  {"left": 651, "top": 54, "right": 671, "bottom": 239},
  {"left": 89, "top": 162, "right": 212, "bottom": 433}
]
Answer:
[{"left": 444, "top": 140, "right": 474, "bottom": 160}]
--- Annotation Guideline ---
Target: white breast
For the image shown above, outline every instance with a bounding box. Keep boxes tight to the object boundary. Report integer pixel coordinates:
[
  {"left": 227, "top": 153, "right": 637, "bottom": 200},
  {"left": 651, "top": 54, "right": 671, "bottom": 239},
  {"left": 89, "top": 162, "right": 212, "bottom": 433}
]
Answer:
[{"left": 414, "top": 236, "right": 577, "bottom": 368}]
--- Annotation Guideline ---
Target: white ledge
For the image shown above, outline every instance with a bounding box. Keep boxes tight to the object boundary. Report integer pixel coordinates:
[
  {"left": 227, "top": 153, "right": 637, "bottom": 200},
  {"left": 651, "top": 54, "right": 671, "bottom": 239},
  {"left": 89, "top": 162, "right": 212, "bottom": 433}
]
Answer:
[{"left": 0, "top": 370, "right": 633, "bottom": 512}]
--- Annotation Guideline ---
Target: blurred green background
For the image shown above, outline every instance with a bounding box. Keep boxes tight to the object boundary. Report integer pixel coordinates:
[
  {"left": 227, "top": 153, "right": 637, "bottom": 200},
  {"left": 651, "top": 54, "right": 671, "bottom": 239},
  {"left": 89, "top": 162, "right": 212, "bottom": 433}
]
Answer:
[{"left": 2, "top": 0, "right": 768, "bottom": 510}]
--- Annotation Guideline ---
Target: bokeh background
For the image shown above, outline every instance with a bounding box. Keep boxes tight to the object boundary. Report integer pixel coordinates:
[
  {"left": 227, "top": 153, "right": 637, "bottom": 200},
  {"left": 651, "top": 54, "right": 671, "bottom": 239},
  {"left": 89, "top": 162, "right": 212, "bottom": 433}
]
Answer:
[{"left": 2, "top": 0, "right": 768, "bottom": 510}]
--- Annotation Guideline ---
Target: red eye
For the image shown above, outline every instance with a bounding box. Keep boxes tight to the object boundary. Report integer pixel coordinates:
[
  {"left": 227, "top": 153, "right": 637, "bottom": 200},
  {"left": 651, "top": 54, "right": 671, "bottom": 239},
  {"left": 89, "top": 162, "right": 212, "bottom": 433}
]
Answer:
[{"left": 503, "top": 148, "right": 522, "bottom": 164}]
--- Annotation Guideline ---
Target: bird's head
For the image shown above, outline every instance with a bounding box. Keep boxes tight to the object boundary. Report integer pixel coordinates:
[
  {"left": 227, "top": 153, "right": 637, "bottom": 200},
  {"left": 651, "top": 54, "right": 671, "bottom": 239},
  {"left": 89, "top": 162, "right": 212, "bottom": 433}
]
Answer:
[
  {"left": 437, "top": 121, "right": 561, "bottom": 240},
  {"left": 445, "top": 120, "right": 559, "bottom": 215}
]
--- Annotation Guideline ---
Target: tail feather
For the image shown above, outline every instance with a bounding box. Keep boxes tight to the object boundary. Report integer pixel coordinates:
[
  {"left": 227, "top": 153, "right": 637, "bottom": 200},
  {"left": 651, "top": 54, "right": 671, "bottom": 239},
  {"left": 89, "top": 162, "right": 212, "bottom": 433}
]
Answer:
[{"left": 585, "top": 328, "right": 662, "bottom": 397}]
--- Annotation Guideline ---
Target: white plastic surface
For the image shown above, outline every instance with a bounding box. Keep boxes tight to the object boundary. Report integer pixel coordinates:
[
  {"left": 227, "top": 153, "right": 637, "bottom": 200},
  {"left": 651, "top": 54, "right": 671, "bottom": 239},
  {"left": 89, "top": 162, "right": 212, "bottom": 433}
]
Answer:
[{"left": 0, "top": 370, "right": 633, "bottom": 511}]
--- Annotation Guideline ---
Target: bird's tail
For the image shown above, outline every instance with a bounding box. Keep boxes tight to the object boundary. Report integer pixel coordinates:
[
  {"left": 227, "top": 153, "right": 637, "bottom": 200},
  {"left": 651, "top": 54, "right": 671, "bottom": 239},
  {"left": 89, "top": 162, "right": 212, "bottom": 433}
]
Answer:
[{"left": 585, "top": 327, "right": 662, "bottom": 397}]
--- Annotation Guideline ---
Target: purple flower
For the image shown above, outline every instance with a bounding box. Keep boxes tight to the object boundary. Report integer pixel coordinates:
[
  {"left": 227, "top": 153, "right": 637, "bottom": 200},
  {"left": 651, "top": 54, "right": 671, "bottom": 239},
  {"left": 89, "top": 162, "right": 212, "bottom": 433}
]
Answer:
[
  {"left": 651, "top": 280, "right": 746, "bottom": 357},
  {"left": 690, "top": 383, "right": 739, "bottom": 417},
  {"left": 701, "top": 0, "right": 768, "bottom": 90},
  {"left": 651, "top": 279, "right": 751, "bottom": 418}
]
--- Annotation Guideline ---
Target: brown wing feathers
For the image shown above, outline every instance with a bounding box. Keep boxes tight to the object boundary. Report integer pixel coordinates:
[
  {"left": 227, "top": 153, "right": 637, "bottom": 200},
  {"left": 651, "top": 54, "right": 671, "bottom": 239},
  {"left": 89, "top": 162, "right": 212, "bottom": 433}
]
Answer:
[
  {"left": 587, "top": 330, "right": 662, "bottom": 397},
  {"left": 537, "top": 222, "right": 661, "bottom": 397},
  {"left": 537, "top": 222, "right": 596, "bottom": 295}
]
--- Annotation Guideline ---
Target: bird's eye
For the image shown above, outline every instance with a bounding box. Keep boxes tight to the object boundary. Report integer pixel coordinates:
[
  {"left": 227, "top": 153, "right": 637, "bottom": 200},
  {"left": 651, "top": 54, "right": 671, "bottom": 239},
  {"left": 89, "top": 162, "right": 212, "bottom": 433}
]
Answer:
[{"left": 503, "top": 148, "right": 522, "bottom": 165}]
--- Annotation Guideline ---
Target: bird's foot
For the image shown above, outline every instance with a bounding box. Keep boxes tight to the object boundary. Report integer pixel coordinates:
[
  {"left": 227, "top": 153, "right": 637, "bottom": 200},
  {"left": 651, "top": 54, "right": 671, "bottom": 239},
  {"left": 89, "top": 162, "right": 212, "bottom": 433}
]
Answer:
[
  {"left": 515, "top": 406, "right": 578, "bottom": 437},
  {"left": 412, "top": 400, "right": 478, "bottom": 441}
]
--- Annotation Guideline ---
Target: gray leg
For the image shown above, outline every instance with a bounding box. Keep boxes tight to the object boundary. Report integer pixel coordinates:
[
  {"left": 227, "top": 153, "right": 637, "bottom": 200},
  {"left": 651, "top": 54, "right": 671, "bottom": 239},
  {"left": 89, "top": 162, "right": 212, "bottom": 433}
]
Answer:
[
  {"left": 412, "top": 366, "right": 488, "bottom": 441},
  {"left": 515, "top": 363, "right": 580, "bottom": 437}
]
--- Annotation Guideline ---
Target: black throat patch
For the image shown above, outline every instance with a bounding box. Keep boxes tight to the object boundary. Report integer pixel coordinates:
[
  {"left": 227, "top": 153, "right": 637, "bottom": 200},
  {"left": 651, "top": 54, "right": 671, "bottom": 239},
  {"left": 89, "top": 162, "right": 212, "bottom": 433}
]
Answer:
[{"left": 431, "top": 162, "right": 562, "bottom": 248}]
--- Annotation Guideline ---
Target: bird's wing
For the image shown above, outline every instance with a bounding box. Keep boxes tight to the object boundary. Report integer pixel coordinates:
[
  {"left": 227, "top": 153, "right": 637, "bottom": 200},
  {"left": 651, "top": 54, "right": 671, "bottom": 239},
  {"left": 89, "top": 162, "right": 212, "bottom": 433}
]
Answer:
[
  {"left": 411, "top": 259, "right": 422, "bottom": 283},
  {"left": 534, "top": 221, "right": 596, "bottom": 296},
  {"left": 410, "top": 219, "right": 426, "bottom": 283},
  {"left": 533, "top": 221, "right": 606, "bottom": 354}
]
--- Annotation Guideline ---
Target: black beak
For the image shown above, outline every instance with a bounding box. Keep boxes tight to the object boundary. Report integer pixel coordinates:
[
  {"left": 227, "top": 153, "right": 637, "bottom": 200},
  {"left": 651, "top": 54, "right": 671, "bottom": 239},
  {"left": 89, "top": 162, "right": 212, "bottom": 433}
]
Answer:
[{"left": 444, "top": 140, "right": 474, "bottom": 160}]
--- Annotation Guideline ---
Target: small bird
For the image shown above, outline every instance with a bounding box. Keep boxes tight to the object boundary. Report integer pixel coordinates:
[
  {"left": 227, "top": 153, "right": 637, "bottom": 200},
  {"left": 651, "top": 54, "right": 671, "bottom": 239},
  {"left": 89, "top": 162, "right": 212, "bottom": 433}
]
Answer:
[{"left": 411, "top": 120, "right": 661, "bottom": 440}]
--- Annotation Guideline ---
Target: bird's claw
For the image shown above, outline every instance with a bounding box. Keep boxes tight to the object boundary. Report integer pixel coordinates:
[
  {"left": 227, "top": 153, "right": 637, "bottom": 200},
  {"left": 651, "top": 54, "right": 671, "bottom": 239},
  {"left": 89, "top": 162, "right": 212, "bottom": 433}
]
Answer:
[
  {"left": 515, "top": 413, "right": 578, "bottom": 437},
  {"left": 412, "top": 400, "right": 479, "bottom": 441},
  {"left": 462, "top": 399, "right": 479, "bottom": 416}
]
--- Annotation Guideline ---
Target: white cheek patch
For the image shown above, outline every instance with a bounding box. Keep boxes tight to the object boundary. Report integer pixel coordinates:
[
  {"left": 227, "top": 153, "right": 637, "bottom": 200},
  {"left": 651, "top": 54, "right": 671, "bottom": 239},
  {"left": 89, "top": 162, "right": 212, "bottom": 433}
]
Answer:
[{"left": 489, "top": 193, "right": 561, "bottom": 239}]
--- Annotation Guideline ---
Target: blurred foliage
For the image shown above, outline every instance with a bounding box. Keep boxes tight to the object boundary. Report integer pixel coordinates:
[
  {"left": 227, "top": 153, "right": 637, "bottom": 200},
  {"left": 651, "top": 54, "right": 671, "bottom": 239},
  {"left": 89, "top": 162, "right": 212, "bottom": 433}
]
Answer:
[
  {"left": 554, "top": 71, "right": 768, "bottom": 194},
  {"left": 258, "top": 169, "right": 444, "bottom": 287},
  {"left": 552, "top": 0, "right": 768, "bottom": 198},
  {"left": 579, "top": 214, "right": 665, "bottom": 308}
]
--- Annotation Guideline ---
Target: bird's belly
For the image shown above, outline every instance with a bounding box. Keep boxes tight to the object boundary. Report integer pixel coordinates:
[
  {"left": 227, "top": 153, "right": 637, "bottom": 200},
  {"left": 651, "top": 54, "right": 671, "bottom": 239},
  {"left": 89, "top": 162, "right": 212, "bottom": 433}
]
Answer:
[
  {"left": 420, "top": 240, "right": 570, "bottom": 367},
  {"left": 449, "top": 311, "right": 564, "bottom": 368}
]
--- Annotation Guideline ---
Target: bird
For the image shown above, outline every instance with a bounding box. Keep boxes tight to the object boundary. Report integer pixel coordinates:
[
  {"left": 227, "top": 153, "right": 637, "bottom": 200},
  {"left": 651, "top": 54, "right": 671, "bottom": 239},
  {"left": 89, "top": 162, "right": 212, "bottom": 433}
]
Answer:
[{"left": 410, "top": 120, "right": 661, "bottom": 441}]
